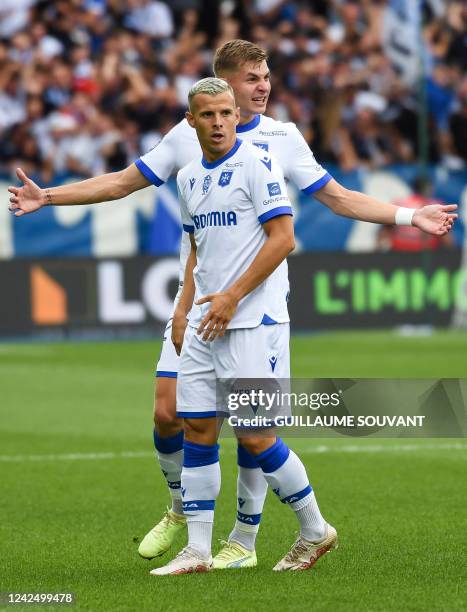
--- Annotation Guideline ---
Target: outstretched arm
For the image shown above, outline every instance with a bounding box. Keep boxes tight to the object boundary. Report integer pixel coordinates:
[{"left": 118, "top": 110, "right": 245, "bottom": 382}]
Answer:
[
  {"left": 8, "top": 164, "right": 150, "bottom": 216},
  {"left": 315, "top": 178, "right": 457, "bottom": 236},
  {"left": 196, "top": 214, "right": 295, "bottom": 342}
]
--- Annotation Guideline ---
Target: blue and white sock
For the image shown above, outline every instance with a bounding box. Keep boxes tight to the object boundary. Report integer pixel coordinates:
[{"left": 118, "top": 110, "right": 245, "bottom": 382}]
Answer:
[
  {"left": 153, "top": 430, "right": 184, "bottom": 515},
  {"left": 228, "top": 444, "right": 268, "bottom": 551},
  {"left": 255, "top": 438, "right": 326, "bottom": 542},
  {"left": 182, "top": 440, "right": 221, "bottom": 559}
]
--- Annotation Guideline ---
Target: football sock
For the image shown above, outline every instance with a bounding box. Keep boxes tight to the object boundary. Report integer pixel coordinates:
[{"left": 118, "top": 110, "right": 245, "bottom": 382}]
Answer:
[
  {"left": 254, "top": 437, "right": 326, "bottom": 541},
  {"left": 294, "top": 494, "right": 326, "bottom": 542},
  {"left": 181, "top": 440, "right": 221, "bottom": 559},
  {"left": 228, "top": 444, "right": 268, "bottom": 551},
  {"left": 153, "top": 429, "right": 184, "bottom": 516}
]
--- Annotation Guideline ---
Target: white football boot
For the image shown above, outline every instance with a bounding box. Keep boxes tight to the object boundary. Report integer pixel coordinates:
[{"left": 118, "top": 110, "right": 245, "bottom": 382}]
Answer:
[
  {"left": 273, "top": 523, "right": 338, "bottom": 571},
  {"left": 150, "top": 547, "right": 212, "bottom": 576}
]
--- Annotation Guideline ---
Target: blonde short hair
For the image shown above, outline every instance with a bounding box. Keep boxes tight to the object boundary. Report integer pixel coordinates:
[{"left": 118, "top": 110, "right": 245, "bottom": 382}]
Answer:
[{"left": 188, "top": 77, "right": 235, "bottom": 111}]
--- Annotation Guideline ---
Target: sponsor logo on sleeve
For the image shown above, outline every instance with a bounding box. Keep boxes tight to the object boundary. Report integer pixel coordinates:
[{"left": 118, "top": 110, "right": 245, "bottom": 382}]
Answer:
[
  {"left": 263, "top": 195, "right": 289, "bottom": 206},
  {"left": 267, "top": 182, "right": 281, "bottom": 197}
]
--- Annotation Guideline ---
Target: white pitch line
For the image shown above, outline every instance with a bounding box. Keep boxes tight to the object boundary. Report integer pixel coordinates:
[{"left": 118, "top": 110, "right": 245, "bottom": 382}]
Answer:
[
  {"left": 0, "top": 451, "right": 154, "bottom": 463},
  {"left": 299, "top": 442, "right": 467, "bottom": 454},
  {"left": 0, "top": 443, "right": 466, "bottom": 463}
]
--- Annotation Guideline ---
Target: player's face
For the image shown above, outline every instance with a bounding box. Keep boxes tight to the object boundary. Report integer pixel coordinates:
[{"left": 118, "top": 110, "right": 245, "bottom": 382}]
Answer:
[
  {"left": 221, "top": 61, "right": 271, "bottom": 120},
  {"left": 186, "top": 91, "right": 240, "bottom": 161}
]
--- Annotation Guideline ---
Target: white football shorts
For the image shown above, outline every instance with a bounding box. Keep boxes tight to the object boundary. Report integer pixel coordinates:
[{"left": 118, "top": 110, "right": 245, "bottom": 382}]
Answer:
[
  {"left": 155, "top": 287, "right": 183, "bottom": 378},
  {"left": 155, "top": 318, "right": 180, "bottom": 378},
  {"left": 176, "top": 322, "right": 290, "bottom": 418}
]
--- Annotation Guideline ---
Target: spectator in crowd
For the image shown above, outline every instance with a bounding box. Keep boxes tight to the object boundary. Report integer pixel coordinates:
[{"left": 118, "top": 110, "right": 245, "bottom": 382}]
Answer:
[
  {"left": 446, "top": 76, "right": 467, "bottom": 167},
  {"left": 0, "top": 0, "right": 466, "bottom": 182}
]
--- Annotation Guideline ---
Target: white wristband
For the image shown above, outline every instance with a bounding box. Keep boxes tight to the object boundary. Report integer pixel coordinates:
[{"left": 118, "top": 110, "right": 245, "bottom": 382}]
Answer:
[{"left": 395, "top": 207, "right": 415, "bottom": 226}]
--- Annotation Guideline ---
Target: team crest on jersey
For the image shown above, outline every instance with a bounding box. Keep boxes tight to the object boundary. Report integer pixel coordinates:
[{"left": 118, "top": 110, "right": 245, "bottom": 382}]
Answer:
[
  {"left": 267, "top": 182, "right": 281, "bottom": 197},
  {"left": 253, "top": 141, "right": 269, "bottom": 152},
  {"left": 218, "top": 170, "right": 233, "bottom": 187},
  {"left": 189, "top": 178, "right": 196, "bottom": 190},
  {"left": 202, "top": 174, "right": 212, "bottom": 194}
]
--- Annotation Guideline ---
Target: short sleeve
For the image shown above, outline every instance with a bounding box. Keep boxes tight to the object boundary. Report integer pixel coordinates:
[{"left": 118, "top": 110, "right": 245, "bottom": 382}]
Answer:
[
  {"left": 177, "top": 175, "right": 194, "bottom": 233},
  {"left": 135, "top": 124, "right": 181, "bottom": 186},
  {"left": 248, "top": 151, "right": 293, "bottom": 224},
  {"left": 285, "top": 124, "right": 332, "bottom": 194}
]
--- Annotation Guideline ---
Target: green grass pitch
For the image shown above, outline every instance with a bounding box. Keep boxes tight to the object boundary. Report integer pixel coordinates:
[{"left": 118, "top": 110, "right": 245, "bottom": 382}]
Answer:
[{"left": 1, "top": 331, "right": 467, "bottom": 611}]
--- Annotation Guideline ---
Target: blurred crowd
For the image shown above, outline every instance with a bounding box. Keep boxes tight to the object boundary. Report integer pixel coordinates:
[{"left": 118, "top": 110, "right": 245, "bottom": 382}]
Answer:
[{"left": 0, "top": 0, "right": 466, "bottom": 183}]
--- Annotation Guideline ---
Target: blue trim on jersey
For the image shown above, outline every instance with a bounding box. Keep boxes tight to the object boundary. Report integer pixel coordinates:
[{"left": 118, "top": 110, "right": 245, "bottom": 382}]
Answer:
[
  {"left": 202, "top": 138, "right": 242, "bottom": 169},
  {"left": 237, "top": 444, "right": 260, "bottom": 468},
  {"left": 183, "top": 500, "right": 215, "bottom": 511},
  {"left": 301, "top": 172, "right": 332, "bottom": 195},
  {"left": 236, "top": 114, "right": 261, "bottom": 133},
  {"left": 258, "top": 206, "right": 293, "bottom": 225},
  {"left": 237, "top": 511, "right": 262, "bottom": 525},
  {"left": 255, "top": 437, "right": 290, "bottom": 473},
  {"left": 183, "top": 224, "right": 194, "bottom": 233},
  {"left": 156, "top": 370, "right": 178, "bottom": 378},
  {"left": 280, "top": 485, "right": 313, "bottom": 505},
  {"left": 135, "top": 158, "right": 165, "bottom": 186},
  {"left": 261, "top": 314, "right": 278, "bottom": 325},
  {"left": 183, "top": 441, "right": 219, "bottom": 467},
  {"left": 153, "top": 429, "right": 184, "bottom": 454}
]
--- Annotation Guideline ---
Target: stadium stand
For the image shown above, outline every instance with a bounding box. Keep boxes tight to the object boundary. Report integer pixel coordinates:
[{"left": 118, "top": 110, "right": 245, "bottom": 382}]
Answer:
[{"left": 1, "top": 0, "right": 466, "bottom": 184}]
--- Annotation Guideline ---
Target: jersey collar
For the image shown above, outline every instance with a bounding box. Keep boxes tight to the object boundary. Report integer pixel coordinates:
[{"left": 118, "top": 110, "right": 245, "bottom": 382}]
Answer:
[
  {"left": 236, "top": 114, "right": 261, "bottom": 133},
  {"left": 201, "top": 138, "right": 243, "bottom": 169}
]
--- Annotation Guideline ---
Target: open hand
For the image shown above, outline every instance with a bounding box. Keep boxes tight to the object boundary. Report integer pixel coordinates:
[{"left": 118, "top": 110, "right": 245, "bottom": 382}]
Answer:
[
  {"left": 196, "top": 291, "right": 239, "bottom": 342},
  {"left": 8, "top": 168, "right": 45, "bottom": 217},
  {"left": 412, "top": 204, "right": 458, "bottom": 236}
]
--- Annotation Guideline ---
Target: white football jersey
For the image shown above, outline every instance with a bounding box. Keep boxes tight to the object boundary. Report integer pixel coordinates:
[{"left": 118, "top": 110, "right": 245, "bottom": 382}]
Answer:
[
  {"left": 178, "top": 139, "right": 292, "bottom": 329},
  {"left": 136, "top": 114, "right": 331, "bottom": 282}
]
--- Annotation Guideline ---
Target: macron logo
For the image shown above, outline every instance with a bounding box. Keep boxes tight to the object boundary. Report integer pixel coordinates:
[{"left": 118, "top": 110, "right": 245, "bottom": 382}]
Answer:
[
  {"left": 269, "top": 355, "right": 277, "bottom": 372},
  {"left": 238, "top": 497, "right": 246, "bottom": 508},
  {"left": 260, "top": 157, "right": 272, "bottom": 172},
  {"left": 267, "top": 182, "right": 281, "bottom": 197},
  {"left": 189, "top": 178, "right": 196, "bottom": 190}
]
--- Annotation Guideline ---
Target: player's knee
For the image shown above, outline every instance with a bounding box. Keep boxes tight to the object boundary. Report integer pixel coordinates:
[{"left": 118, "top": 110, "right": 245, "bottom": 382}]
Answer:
[
  {"left": 184, "top": 417, "right": 219, "bottom": 446},
  {"left": 154, "top": 402, "right": 178, "bottom": 427},
  {"left": 238, "top": 435, "right": 276, "bottom": 456}
]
